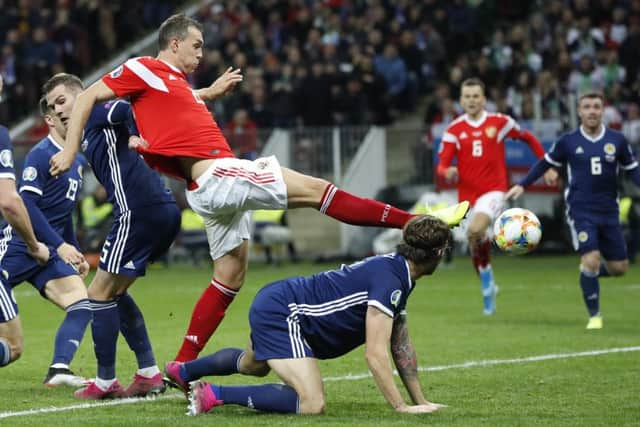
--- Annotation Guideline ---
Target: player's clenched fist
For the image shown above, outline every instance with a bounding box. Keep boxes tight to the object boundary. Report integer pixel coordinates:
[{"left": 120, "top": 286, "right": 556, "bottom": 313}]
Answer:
[{"left": 49, "top": 149, "right": 74, "bottom": 176}]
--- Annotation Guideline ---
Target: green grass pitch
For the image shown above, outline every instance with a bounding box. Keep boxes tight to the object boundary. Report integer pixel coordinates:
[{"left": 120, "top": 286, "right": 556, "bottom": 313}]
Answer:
[{"left": 1, "top": 254, "right": 639, "bottom": 426}]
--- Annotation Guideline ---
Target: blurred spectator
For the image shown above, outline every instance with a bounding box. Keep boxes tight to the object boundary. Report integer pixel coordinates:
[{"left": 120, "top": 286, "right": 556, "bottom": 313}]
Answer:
[
  {"left": 225, "top": 109, "right": 258, "bottom": 160},
  {"left": 623, "top": 102, "right": 640, "bottom": 145},
  {"left": 79, "top": 185, "right": 113, "bottom": 253}
]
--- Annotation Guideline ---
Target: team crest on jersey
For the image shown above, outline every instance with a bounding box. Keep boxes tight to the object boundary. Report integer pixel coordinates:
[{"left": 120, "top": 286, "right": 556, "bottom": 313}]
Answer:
[
  {"left": 390, "top": 289, "right": 402, "bottom": 307},
  {"left": 110, "top": 65, "right": 123, "bottom": 78},
  {"left": 0, "top": 149, "right": 13, "bottom": 168},
  {"left": 578, "top": 231, "right": 589, "bottom": 243},
  {"left": 604, "top": 143, "right": 616, "bottom": 155},
  {"left": 485, "top": 126, "right": 497, "bottom": 138},
  {"left": 22, "top": 166, "right": 37, "bottom": 181}
]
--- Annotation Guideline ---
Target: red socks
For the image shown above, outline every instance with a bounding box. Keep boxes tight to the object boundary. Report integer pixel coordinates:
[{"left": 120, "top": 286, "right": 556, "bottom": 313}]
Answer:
[
  {"left": 174, "top": 279, "right": 237, "bottom": 362},
  {"left": 471, "top": 239, "right": 492, "bottom": 274},
  {"left": 319, "top": 184, "right": 413, "bottom": 229}
]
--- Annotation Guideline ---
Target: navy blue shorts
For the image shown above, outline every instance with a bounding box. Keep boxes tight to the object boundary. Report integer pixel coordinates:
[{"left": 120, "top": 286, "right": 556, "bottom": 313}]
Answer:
[
  {"left": 0, "top": 271, "right": 18, "bottom": 322},
  {"left": 568, "top": 216, "right": 628, "bottom": 260},
  {"left": 2, "top": 249, "right": 78, "bottom": 295},
  {"left": 249, "top": 281, "right": 315, "bottom": 361},
  {"left": 99, "top": 203, "right": 180, "bottom": 276}
]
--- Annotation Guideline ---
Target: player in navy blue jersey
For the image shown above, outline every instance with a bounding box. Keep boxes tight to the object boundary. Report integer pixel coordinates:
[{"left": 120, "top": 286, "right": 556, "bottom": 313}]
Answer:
[
  {"left": 0, "top": 75, "right": 51, "bottom": 369},
  {"left": 506, "top": 92, "right": 640, "bottom": 330},
  {"left": 164, "top": 215, "right": 450, "bottom": 415},
  {"left": 1, "top": 96, "right": 91, "bottom": 386},
  {"left": 43, "top": 73, "right": 181, "bottom": 399}
]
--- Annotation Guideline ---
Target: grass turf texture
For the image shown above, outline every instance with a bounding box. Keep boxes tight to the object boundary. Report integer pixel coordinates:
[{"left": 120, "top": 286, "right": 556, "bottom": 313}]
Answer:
[{"left": 1, "top": 254, "right": 639, "bottom": 426}]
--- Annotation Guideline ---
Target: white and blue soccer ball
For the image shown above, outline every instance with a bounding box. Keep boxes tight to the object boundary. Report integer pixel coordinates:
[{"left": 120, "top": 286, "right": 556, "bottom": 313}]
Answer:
[{"left": 493, "top": 208, "right": 542, "bottom": 255}]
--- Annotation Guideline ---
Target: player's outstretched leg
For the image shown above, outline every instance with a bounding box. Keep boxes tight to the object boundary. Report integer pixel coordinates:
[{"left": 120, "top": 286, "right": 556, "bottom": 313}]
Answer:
[
  {"left": 174, "top": 279, "right": 239, "bottom": 362},
  {"left": 118, "top": 293, "right": 164, "bottom": 397},
  {"left": 165, "top": 348, "right": 245, "bottom": 394}
]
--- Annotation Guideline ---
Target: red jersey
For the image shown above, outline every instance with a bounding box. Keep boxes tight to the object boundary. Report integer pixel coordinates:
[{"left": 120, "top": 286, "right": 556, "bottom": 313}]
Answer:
[
  {"left": 102, "top": 56, "right": 234, "bottom": 181},
  {"left": 438, "top": 111, "right": 544, "bottom": 205}
]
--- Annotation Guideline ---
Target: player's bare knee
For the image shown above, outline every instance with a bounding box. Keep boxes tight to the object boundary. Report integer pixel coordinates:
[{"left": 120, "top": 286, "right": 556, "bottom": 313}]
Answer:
[
  {"left": 7, "top": 338, "right": 23, "bottom": 363},
  {"left": 607, "top": 261, "right": 628, "bottom": 276},
  {"left": 298, "top": 395, "right": 326, "bottom": 414},
  {"left": 239, "top": 357, "right": 270, "bottom": 377}
]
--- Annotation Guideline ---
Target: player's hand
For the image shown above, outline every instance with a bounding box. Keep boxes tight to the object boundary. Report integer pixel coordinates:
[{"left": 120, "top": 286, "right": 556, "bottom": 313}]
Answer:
[
  {"left": 396, "top": 403, "right": 444, "bottom": 414},
  {"left": 77, "top": 259, "right": 90, "bottom": 280},
  {"left": 444, "top": 166, "right": 458, "bottom": 182},
  {"left": 209, "top": 67, "right": 243, "bottom": 99},
  {"left": 128, "top": 135, "right": 148, "bottom": 151},
  {"left": 57, "top": 242, "right": 85, "bottom": 266},
  {"left": 49, "top": 149, "right": 74, "bottom": 177},
  {"left": 543, "top": 168, "right": 559, "bottom": 186},
  {"left": 27, "top": 242, "right": 50, "bottom": 265},
  {"left": 505, "top": 185, "right": 524, "bottom": 200}
]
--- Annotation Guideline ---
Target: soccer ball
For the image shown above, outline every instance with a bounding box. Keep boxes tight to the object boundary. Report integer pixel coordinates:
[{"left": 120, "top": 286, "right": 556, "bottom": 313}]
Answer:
[{"left": 493, "top": 208, "right": 542, "bottom": 255}]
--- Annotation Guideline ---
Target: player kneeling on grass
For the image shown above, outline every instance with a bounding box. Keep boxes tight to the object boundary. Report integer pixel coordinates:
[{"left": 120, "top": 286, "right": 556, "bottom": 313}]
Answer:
[{"left": 165, "top": 215, "right": 449, "bottom": 415}]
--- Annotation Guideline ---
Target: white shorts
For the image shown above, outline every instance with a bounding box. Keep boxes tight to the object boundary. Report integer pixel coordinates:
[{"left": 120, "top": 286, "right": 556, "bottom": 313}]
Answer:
[
  {"left": 186, "top": 156, "right": 288, "bottom": 260},
  {"left": 467, "top": 191, "right": 505, "bottom": 238}
]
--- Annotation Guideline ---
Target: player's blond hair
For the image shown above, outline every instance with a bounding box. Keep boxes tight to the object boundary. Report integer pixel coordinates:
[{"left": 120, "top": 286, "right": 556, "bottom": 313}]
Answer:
[{"left": 158, "top": 13, "right": 203, "bottom": 51}]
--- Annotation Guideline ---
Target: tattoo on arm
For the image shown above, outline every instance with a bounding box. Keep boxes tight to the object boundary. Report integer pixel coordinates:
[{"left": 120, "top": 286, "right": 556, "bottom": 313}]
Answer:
[{"left": 391, "top": 314, "right": 417, "bottom": 382}]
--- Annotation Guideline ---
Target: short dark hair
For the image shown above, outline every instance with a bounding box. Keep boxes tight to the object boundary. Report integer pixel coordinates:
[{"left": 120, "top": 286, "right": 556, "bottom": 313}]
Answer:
[
  {"left": 578, "top": 91, "right": 605, "bottom": 105},
  {"left": 38, "top": 95, "right": 52, "bottom": 117},
  {"left": 42, "top": 73, "right": 83, "bottom": 95},
  {"left": 461, "top": 77, "right": 486, "bottom": 94},
  {"left": 397, "top": 216, "right": 452, "bottom": 265},
  {"left": 158, "top": 13, "right": 203, "bottom": 51}
]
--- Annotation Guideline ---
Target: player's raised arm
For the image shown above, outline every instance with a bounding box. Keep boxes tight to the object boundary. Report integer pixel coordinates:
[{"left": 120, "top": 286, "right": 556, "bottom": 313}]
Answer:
[
  {"left": 196, "top": 67, "right": 243, "bottom": 101},
  {"left": 49, "top": 80, "right": 116, "bottom": 176},
  {"left": 365, "top": 306, "right": 441, "bottom": 414}
]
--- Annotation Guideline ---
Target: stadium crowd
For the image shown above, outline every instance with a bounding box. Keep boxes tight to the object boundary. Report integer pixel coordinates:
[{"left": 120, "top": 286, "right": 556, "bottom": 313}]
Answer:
[{"left": 2, "top": 1, "right": 640, "bottom": 142}]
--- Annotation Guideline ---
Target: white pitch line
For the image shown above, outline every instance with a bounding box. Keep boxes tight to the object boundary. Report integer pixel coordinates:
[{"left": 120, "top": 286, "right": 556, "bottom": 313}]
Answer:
[
  {"left": 1, "top": 345, "right": 639, "bottom": 419},
  {"left": 323, "top": 345, "right": 640, "bottom": 381}
]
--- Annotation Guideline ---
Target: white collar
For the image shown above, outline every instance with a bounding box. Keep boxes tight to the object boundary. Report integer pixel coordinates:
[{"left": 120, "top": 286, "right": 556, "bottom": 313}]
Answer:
[
  {"left": 464, "top": 110, "right": 488, "bottom": 128},
  {"left": 579, "top": 124, "right": 606, "bottom": 142},
  {"left": 47, "top": 133, "right": 64, "bottom": 151}
]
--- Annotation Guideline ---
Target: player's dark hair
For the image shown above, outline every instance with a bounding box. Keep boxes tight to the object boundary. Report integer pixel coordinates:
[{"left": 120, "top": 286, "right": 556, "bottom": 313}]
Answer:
[
  {"left": 42, "top": 73, "right": 83, "bottom": 95},
  {"left": 158, "top": 13, "right": 203, "bottom": 51},
  {"left": 578, "top": 92, "right": 605, "bottom": 105},
  {"left": 397, "top": 216, "right": 452, "bottom": 266},
  {"left": 461, "top": 77, "right": 486, "bottom": 94}
]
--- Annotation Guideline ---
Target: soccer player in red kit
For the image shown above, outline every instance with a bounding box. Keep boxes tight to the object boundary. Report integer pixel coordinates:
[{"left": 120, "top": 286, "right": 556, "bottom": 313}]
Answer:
[
  {"left": 437, "top": 78, "right": 552, "bottom": 315},
  {"left": 49, "top": 14, "right": 469, "bottom": 365}
]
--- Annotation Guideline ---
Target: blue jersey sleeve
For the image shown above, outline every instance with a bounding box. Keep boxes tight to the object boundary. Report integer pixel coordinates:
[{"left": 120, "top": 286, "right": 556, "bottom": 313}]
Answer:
[
  {"left": 89, "top": 100, "right": 131, "bottom": 127},
  {"left": 20, "top": 190, "right": 65, "bottom": 248},
  {"left": 618, "top": 136, "right": 638, "bottom": 171},
  {"left": 545, "top": 135, "right": 568, "bottom": 167},
  {"left": 19, "top": 148, "right": 49, "bottom": 196},
  {"left": 0, "top": 126, "right": 16, "bottom": 180},
  {"left": 366, "top": 267, "right": 408, "bottom": 317}
]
